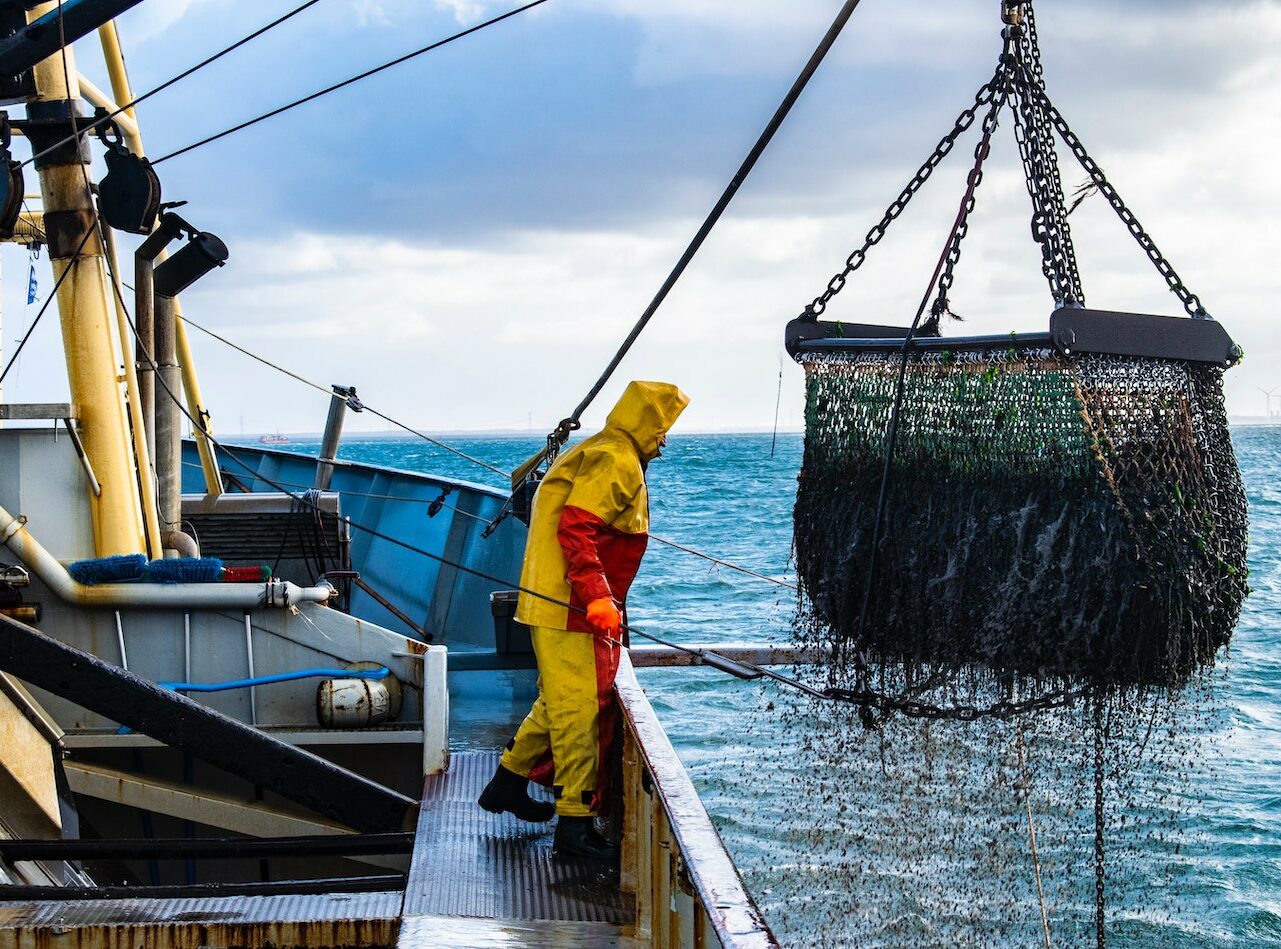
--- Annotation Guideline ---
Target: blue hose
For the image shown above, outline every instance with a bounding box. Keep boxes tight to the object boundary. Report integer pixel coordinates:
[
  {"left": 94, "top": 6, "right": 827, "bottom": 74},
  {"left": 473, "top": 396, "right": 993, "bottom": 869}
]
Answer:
[
  {"left": 117, "top": 667, "right": 391, "bottom": 735},
  {"left": 157, "top": 666, "right": 390, "bottom": 693}
]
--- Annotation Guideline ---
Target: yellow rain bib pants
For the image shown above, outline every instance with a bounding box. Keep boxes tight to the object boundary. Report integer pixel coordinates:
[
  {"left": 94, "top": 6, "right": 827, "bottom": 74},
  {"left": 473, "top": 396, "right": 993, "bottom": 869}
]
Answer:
[{"left": 500, "top": 381, "right": 689, "bottom": 817}]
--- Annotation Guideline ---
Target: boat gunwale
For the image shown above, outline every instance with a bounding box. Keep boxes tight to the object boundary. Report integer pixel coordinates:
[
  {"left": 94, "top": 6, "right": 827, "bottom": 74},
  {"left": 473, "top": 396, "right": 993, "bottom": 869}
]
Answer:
[
  {"left": 189, "top": 439, "right": 512, "bottom": 501},
  {"left": 615, "top": 650, "right": 779, "bottom": 948}
]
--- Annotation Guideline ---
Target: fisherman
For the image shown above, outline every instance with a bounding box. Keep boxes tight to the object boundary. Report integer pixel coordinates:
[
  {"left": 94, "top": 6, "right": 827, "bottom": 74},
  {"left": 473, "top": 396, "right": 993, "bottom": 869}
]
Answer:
[{"left": 478, "top": 381, "right": 690, "bottom": 860}]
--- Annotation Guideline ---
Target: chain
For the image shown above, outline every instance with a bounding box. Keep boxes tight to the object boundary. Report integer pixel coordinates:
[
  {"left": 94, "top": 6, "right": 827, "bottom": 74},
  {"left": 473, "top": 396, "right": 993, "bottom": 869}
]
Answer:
[
  {"left": 929, "top": 67, "right": 1013, "bottom": 325},
  {"left": 1022, "top": 3, "right": 1084, "bottom": 303},
  {"left": 1009, "top": 5, "right": 1083, "bottom": 307},
  {"left": 1093, "top": 696, "right": 1108, "bottom": 948},
  {"left": 823, "top": 683, "right": 1084, "bottom": 721},
  {"left": 1029, "top": 82, "right": 1208, "bottom": 318},
  {"left": 802, "top": 63, "right": 1004, "bottom": 320}
]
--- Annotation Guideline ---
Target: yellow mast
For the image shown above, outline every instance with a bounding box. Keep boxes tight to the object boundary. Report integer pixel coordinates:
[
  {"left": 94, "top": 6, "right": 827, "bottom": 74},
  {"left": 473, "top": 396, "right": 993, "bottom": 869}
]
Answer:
[
  {"left": 98, "top": 19, "right": 224, "bottom": 498},
  {"left": 28, "top": 2, "right": 145, "bottom": 556}
]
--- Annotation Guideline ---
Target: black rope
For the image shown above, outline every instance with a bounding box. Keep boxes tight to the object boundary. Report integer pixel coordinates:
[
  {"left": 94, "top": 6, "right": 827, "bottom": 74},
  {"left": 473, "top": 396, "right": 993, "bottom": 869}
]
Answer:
[
  {"left": 0, "top": 225, "right": 95, "bottom": 385},
  {"left": 22, "top": 0, "right": 324, "bottom": 169},
  {"left": 850, "top": 61, "right": 1009, "bottom": 671},
  {"left": 153, "top": 0, "right": 549, "bottom": 165},
  {"left": 177, "top": 312, "right": 796, "bottom": 589},
  {"left": 547, "top": 0, "right": 866, "bottom": 449}
]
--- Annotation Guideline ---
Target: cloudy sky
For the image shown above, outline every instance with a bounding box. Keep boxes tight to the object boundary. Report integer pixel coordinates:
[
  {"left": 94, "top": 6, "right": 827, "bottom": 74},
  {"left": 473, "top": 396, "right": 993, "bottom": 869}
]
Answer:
[{"left": 0, "top": 0, "right": 1277, "bottom": 434}]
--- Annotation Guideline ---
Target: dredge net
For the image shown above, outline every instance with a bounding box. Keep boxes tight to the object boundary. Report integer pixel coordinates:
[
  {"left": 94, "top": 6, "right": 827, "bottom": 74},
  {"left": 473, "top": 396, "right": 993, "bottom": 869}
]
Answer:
[
  {"left": 793, "top": 345, "right": 1247, "bottom": 698},
  {"left": 784, "top": 344, "right": 1248, "bottom": 946},
  {"left": 773, "top": 6, "right": 1246, "bottom": 941}
]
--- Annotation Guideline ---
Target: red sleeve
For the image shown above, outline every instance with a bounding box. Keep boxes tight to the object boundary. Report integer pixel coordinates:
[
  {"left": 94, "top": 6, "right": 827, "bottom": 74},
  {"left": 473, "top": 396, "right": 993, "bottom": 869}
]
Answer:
[{"left": 557, "top": 505, "right": 613, "bottom": 605}]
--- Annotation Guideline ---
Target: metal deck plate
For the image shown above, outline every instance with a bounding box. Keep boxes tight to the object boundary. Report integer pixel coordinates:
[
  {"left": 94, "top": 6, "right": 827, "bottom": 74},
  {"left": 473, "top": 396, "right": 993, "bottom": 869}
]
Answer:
[
  {"left": 402, "top": 751, "right": 633, "bottom": 926},
  {"left": 0, "top": 891, "right": 401, "bottom": 945}
]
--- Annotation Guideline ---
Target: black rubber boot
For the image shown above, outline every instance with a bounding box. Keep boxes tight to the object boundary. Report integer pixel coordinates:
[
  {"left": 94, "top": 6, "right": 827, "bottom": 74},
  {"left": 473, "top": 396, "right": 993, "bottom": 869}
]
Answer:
[
  {"left": 553, "top": 815, "right": 619, "bottom": 861},
  {"left": 477, "top": 764, "right": 554, "bottom": 822}
]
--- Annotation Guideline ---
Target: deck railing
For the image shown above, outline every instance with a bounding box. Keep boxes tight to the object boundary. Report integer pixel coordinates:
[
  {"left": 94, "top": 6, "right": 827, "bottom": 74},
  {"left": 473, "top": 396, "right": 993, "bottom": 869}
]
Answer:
[{"left": 616, "top": 651, "right": 779, "bottom": 948}]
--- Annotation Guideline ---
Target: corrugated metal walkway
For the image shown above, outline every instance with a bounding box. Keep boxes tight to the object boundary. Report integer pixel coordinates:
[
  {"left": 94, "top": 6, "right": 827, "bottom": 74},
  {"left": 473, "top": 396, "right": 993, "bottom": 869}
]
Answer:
[
  {"left": 402, "top": 751, "right": 632, "bottom": 924},
  {"left": 0, "top": 751, "right": 640, "bottom": 948}
]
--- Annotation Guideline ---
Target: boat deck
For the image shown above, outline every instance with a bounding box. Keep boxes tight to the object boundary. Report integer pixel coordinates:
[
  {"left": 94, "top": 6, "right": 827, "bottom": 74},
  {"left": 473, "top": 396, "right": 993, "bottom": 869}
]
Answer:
[
  {"left": 398, "top": 750, "right": 637, "bottom": 946},
  {"left": 0, "top": 750, "right": 640, "bottom": 949}
]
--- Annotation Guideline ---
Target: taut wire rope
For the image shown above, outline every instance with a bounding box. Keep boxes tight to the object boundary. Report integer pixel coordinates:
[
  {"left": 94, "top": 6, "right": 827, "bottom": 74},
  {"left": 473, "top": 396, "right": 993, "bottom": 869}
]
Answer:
[
  {"left": 533, "top": 0, "right": 866, "bottom": 464},
  {"left": 176, "top": 314, "right": 797, "bottom": 590},
  {"left": 22, "top": 0, "right": 325, "bottom": 169},
  {"left": 152, "top": 0, "right": 549, "bottom": 165}
]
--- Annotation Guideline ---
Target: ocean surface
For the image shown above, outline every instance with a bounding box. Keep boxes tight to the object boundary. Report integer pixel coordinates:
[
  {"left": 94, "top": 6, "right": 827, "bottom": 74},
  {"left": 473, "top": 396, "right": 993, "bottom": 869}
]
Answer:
[{"left": 248, "top": 428, "right": 1281, "bottom": 947}]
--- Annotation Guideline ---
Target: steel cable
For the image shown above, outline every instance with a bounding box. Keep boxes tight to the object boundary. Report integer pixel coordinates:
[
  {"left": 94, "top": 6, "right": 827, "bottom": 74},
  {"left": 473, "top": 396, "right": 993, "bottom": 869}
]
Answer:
[
  {"left": 22, "top": 0, "right": 325, "bottom": 169},
  {"left": 152, "top": 0, "right": 549, "bottom": 165},
  {"left": 533, "top": 0, "right": 866, "bottom": 465},
  {"left": 177, "top": 314, "right": 797, "bottom": 589}
]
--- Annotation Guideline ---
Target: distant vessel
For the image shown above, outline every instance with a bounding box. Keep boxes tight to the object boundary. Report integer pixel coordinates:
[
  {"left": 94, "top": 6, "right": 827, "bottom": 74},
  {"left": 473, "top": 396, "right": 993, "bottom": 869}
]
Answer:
[{"left": 257, "top": 432, "right": 289, "bottom": 444}]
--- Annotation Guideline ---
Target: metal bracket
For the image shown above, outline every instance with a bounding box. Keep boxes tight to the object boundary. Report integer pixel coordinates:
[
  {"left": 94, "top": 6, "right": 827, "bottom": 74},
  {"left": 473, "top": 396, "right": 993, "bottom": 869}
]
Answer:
[
  {"left": 62, "top": 417, "right": 101, "bottom": 497},
  {"left": 785, "top": 308, "right": 1241, "bottom": 366},
  {"left": 785, "top": 316, "right": 940, "bottom": 359},
  {"left": 1049, "top": 307, "right": 1240, "bottom": 366}
]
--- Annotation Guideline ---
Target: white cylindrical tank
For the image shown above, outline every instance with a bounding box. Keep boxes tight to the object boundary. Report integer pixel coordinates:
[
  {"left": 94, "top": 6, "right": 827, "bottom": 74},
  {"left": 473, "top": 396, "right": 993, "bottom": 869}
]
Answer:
[{"left": 316, "top": 677, "right": 393, "bottom": 728}]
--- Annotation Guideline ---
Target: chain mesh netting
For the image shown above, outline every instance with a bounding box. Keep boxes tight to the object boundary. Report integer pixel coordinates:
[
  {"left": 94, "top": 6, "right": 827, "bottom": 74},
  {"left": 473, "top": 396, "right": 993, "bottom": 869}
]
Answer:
[{"left": 794, "top": 346, "right": 1247, "bottom": 697}]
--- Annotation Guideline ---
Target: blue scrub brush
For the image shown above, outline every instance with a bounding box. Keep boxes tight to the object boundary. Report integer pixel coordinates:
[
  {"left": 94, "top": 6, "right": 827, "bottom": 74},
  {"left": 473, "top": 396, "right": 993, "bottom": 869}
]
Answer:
[
  {"left": 67, "top": 554, "right": 147, "bottom": 585},
  {"left": 145, "top": 557, "right": 224, "bottom": 584}
]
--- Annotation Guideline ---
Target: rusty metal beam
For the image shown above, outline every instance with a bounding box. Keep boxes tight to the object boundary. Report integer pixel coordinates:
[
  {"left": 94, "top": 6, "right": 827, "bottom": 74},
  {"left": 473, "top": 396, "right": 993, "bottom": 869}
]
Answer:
[{"left": 628, "top": 643, "right": 824, "bottom": 668}]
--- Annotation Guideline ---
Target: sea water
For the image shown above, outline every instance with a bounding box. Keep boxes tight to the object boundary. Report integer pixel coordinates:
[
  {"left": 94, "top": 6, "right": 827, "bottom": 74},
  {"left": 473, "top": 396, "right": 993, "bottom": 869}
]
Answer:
[{"left": 261, "top": 428, "right": 1281, "bottom": 947}]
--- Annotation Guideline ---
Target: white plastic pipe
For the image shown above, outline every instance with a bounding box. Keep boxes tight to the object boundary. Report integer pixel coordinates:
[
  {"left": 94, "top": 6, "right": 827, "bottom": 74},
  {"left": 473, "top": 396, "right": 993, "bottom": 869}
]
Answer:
[{"left": 0, "top": 504, "right": 333, "bottom": 609}]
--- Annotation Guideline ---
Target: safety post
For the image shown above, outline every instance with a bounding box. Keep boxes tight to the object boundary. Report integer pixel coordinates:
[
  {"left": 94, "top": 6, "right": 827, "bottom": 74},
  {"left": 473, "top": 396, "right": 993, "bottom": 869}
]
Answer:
[{"left": 316, "top": 385, "right": 362, "bottom": 490}]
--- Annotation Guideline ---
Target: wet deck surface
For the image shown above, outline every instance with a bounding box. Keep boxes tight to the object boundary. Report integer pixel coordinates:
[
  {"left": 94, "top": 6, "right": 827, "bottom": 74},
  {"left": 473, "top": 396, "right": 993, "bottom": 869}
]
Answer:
[
  {"left": 401, "top": 751, "right": 633, "bottom": 924},
  {"left": 0, "top": 751, "right": 640, "bottom": 948}
]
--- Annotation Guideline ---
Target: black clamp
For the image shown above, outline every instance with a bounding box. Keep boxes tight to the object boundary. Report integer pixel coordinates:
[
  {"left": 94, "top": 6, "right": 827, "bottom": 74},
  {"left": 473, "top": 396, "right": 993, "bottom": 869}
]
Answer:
[{"left": 332, "top": 384, "right": 364, "bottom": 413}]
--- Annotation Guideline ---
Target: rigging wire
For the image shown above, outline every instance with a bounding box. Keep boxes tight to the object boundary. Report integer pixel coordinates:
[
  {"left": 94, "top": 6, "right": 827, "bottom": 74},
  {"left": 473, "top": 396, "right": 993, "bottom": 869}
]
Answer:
[
  {"left": 22, "top": 0, "right": 325, "bottom": 169},
  {"left": 770, "top": 360, "right": 783, "bottom": 459},
  {"left": 177, "top": 313, "right": 506, "bottom": 476},
  {"left": 152, "top": 0, "right": 549, "bottom": 165},
  {"left": 177, "top": 314, "right": 797, "bottom": 589},
  {"left": 181, "top": 455, "right": 797, "bottom": 591},
  {"left": 101, "top": 235, "right": 827, "bottom": 699},
  {"left": 0, "top": 226, "right": 94, "bottom": 386},
  {"left": 537, "top": 0, "right": 865, "bottom": 460}
]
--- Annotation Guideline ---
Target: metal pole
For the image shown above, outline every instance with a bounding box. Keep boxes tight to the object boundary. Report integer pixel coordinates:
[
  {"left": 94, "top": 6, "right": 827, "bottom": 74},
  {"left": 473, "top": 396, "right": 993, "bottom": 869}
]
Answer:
[
  {"left": 154, "top": 292, "right": 182, "bottom": 538},
  {"left": 100, "top": 222, "right": 162, "bottom": 557},
  {"left": 0, "top": 0, "right": 145, "bottom": 77},
  {"left": 244, "top": 612, "right": 256, "bottom": 726},
  {"left": 27, "top": 2, "right": 146, "bottom": 556},
  {"left": 98, "top": 19, "right": 223, "bottom": 497},
  {"left": 315, "top": 385, "right": 356, "bottom": 490}
]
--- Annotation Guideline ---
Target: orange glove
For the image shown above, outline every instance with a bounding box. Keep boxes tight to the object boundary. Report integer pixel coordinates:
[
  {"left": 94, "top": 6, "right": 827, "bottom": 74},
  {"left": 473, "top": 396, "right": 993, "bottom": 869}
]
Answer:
[{"left": 585, "top": 597, "right": 622, "bottom": 637}]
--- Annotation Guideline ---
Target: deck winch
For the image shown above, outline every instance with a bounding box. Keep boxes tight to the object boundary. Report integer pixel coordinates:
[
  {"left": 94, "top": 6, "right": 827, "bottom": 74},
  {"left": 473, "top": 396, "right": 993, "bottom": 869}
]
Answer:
[{"left": 787, "top": 0, "right": 1248, "bottom": 701}]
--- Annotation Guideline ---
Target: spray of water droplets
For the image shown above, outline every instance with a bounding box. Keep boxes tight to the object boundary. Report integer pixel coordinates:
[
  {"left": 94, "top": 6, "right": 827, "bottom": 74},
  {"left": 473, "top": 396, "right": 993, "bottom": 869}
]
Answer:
[{"left": 772, "top": 345, "right": 1247, "bottom": 946}]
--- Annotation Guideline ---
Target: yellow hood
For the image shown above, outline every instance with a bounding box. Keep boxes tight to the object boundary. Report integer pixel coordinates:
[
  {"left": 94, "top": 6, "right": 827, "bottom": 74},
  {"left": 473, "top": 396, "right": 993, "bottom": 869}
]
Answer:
[{"left": 604, "top": 381, "right": 690, "bottom": 460}]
